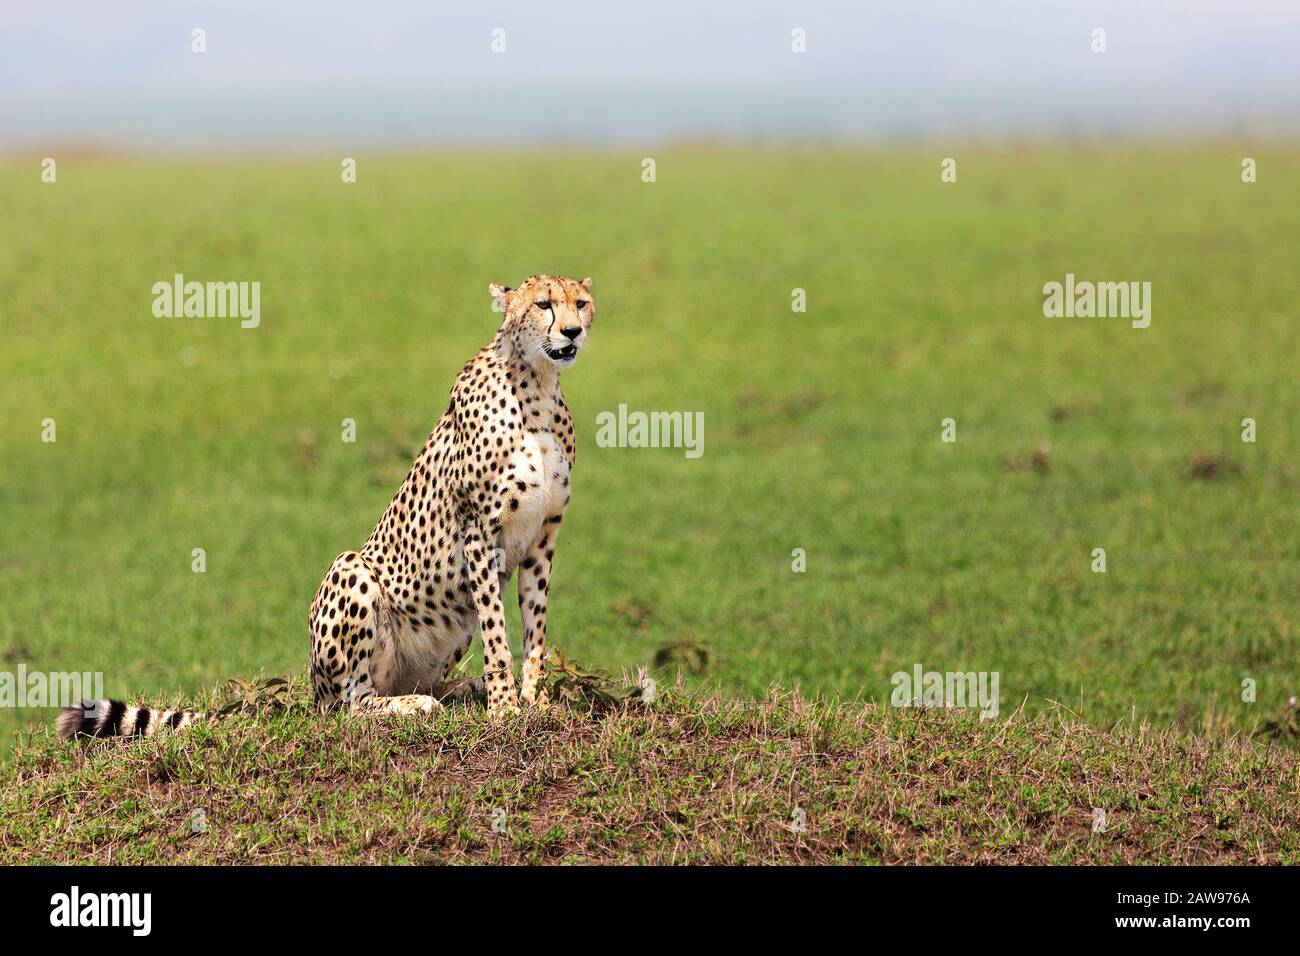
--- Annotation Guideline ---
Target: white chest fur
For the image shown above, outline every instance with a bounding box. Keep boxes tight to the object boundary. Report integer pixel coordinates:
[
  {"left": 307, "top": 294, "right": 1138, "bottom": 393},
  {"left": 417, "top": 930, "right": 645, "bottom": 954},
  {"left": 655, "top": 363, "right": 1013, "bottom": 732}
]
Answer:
[{"left": 497, "top": 429, "right": 569, "bottom": 570}]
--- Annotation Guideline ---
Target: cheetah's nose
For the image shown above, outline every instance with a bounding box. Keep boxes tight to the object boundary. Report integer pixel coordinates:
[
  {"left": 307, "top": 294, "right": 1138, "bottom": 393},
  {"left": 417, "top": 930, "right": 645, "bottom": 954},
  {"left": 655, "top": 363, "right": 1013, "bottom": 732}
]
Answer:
[{"left": 560, "top": 326, "right": 582, "bottom": 340}]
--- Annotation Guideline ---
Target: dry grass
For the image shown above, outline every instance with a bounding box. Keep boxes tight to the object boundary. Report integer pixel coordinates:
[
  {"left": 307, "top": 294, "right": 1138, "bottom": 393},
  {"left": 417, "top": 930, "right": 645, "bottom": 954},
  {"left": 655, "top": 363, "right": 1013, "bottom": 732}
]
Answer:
[{"left": 2, "top": 682, "right": 1298, "bottom": 865}]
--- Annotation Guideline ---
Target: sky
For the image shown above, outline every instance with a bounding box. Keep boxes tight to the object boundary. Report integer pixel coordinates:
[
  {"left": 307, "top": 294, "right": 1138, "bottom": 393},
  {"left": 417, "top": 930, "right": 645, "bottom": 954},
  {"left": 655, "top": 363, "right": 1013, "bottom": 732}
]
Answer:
[{"left": 2, "top": 0, "right": 1299, "bottom": 150}]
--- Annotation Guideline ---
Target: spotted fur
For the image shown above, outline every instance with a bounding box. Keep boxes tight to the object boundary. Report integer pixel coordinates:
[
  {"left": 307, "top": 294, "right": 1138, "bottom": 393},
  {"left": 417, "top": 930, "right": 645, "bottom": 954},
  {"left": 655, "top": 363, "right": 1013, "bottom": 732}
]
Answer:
[
  {"left": 57, "top": 273, "right": 594, "bottom": 739},
  {"left": 308, "top": 274, "right": 594, "bottom": 717}
]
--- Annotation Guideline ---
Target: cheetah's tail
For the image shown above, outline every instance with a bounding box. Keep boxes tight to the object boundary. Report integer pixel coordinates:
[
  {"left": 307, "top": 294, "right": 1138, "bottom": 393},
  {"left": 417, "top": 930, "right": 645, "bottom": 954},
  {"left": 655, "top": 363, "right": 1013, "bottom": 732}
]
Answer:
[{"left": 56, "top": 699, "right": 215, "bottom": 740}]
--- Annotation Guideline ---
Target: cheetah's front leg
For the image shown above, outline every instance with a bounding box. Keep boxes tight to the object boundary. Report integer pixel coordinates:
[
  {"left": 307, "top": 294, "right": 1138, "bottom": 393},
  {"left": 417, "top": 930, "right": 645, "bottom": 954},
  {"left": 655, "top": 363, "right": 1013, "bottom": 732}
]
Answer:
[
  {"left": 464, "top": 520, "right": 519, "bottom": 716},
  {"left": 518, "top": 515, "right": 561, "bottom": 707}
]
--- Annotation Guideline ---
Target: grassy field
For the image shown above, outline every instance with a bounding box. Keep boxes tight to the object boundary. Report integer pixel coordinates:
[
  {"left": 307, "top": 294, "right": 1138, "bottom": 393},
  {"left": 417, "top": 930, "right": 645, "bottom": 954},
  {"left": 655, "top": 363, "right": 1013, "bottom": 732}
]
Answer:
[
  {"left": 1, "top": 147, "right": 1297, "bottom": 762},
  {"left": 3, "top": 684, "right": 1299, "bottom": 864}
]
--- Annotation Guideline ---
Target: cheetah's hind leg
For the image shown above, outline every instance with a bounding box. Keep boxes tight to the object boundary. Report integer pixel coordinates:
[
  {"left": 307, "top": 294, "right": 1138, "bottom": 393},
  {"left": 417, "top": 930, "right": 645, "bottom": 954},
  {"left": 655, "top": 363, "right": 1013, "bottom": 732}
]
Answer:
[{"left": 349, "top": 694, "right": 442, "bottom": 717}]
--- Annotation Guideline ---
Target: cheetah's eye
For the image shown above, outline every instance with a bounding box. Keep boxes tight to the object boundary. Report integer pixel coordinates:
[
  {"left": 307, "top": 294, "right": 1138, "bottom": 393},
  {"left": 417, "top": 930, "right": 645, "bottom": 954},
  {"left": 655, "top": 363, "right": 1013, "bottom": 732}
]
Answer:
[
  {"left": 576, "top": 300, "right": 588, "bottom": 311},
  {"left": 535, "top": 300, "right": 551, "bottom": 311}
]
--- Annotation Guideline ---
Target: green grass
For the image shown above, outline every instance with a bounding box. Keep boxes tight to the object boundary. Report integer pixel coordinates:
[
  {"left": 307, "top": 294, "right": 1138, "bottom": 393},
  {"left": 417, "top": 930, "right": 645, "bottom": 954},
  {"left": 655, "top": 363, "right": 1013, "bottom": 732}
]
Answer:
[
  {"left": 1, "top": 147, "right": 1297, "bottom": 759},
  {"left": 3, "top": 685, "right": 1298, "bottom": 864}
]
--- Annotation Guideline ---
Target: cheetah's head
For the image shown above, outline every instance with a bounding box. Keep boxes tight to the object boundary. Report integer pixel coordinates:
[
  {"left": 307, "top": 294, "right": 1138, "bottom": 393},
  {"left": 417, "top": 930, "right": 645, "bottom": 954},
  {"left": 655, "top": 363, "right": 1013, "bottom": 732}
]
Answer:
[{"left": 489, "top": 274, "right": 594, "bottom": 370}]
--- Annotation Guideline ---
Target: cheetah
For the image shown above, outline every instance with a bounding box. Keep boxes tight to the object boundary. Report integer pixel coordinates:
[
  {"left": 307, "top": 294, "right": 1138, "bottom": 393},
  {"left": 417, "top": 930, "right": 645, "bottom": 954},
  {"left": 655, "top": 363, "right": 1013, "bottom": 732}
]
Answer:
[{"left": 58, "top": 274, "right": 594, "bottom": 738}]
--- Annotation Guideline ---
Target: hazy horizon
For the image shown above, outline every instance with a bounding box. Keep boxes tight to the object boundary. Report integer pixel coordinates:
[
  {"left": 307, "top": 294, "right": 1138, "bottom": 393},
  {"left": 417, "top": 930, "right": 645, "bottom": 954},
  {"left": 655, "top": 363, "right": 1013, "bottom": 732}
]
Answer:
[{"left": 4, "top": 0, "right": 1299, "bottom": 151}]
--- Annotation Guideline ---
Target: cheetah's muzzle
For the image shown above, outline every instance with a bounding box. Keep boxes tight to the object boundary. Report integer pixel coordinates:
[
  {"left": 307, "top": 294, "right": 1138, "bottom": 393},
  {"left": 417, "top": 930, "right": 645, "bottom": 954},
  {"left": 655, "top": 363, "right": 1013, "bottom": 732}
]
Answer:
[{"left": 545, "top": 343, "right": 578, "bottom": 362}]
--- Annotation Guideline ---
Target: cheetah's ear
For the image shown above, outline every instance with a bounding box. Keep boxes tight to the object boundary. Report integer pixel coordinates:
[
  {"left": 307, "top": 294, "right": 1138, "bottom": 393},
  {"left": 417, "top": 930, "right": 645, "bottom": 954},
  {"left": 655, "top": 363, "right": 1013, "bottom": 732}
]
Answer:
[
  {"left": 580, "top": 276, "right": 592, "bottom": 291},
  {"left": 488, "top": 283, "right": 514, "bottom": 307}
]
